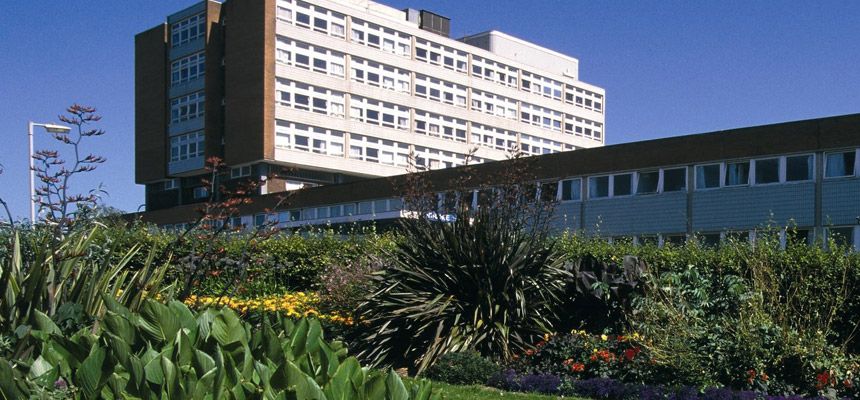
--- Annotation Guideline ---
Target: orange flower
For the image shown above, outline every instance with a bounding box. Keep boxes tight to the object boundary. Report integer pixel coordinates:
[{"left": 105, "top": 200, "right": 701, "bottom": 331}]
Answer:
[
  {"left": 571, "top": 362, "right": 586, "bottom": 372},
  {"left": 525, "top": 349, "right": 535, "bottom": 356}
]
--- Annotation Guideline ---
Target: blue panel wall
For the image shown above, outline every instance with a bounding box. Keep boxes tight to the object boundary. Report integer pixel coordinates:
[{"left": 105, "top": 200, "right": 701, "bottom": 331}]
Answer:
[
  {"left": 551, "top": 201, "right": 581, "bottom": 232},
  {"left": 582, "top": 192, "right": 687, "bottom": 236},
  {"left": 692, "top": 183, "right": 815, "bottom": 231},
  {"left": 822, "top": 178, "right": 860, "bottom": 225}
]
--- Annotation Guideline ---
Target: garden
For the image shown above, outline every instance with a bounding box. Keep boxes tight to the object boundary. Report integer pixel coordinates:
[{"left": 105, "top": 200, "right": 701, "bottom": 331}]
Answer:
[{"left": 0, "top": 106, "right": 858, "bottom": 399}]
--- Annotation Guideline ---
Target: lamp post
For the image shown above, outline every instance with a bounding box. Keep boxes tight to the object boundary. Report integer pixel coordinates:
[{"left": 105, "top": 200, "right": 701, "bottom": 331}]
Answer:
[{"left": 28, "top": 121, "right": 71, "bottom": 223}]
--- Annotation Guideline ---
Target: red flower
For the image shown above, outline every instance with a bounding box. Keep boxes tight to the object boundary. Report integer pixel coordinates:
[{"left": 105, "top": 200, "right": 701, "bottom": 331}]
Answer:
[
  {"left": 816, "top": 371, "right": 832, "bottom": 390},
  {"left": 844, "top": 379, "right": 853, "bottom": 389},
  {"left": 760, "top": 372, "right": 769, "bottom": 382},
  {"left": 562, "top": 359, "right": 573, "bottom": 366},
  {"left": 590, "top": 354, "right": 598, "bottom": 362},
  {"left": 571, "top": 362, "right": 586, "bottom": 372},
  {"left": 525, "top": 349, "right": 535, "bottom": 356},
  {"left": 623, "top": 347, "right": 641, "bottom": 361},
  {"left": 746, "top": 369, "right": 757, "bottom": 384}
]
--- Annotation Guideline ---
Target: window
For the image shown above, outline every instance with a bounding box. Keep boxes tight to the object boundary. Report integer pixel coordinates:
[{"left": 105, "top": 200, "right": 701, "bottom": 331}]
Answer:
[
  {"left": 539, "top": 182, "right": 558, "bottom": 202},
  {"left": 170, "top": 131, "right": 205, "bottom": 162},
  {"left": 662, "top": 168, "right": 686, "bottom": 192},
  {"left": 698, "top": 233, "right": 721, "bottom": 248},
  {"left": 560, "top": 179, "right": 581, "bottom": 201},
  {"left": 825, "top": 151, "right": 856, "bottom": 178},
  {"left": 638, "top": 235, "right": 659, "bottom": 246},
  {"left": 589, "top": 176, "right": 609, "bottom": 199},
  {"left": 826, "top": 227, "right": 855, "bottom": 249},
  {"left": 696, "top": 164, "right": 721, "bottom": 189},
  {"left": 637, "top": 171, "right": 659, "bottom": 194},
  {"left": 171, "top": 13, "right": 206, "bottom": 47},
  {"left": 754, "top": 158, "right": 780, "bottom": 184},
  {"left": 193, "top": 186, "right": 209, "bottom": 199},
  {"left": 230, "top": 165, "right": 252, "bottom": 178},
  {"left": 170, "top": 52, "right": 205, "bottom": 86},
  {"left": 724, "top": 161, "right": 749, "bottom": 186},
  {"left": 785, "top": 228, "right": 811, "bottom": 246},
  {"left": 786, "top": 155, "right": 813, "bottom": 181},
  {"left": 163, "top": 179, "right": 179, "bottom": 190},
  {"left": 170, "top": 92, "right": 205, "bottom": 124},
  {"left": 613, "top": 174, "right": 633, "bottom": 196}
]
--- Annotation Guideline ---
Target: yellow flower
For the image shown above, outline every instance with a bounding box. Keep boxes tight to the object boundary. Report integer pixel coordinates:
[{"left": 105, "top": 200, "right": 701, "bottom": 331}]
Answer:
[{"left": 601, "top": 334, "right": 608, "bottom": 341}]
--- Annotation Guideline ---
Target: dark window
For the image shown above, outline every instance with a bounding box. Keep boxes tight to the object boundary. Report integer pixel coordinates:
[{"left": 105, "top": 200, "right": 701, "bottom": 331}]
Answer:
[
  {"left": 561, "top": 179, "right": 581, "bottom": 201},
  {"left": 755, "top": 158, "right": 780, "bottom": 184},
  {"left": 366, "top": 110, "right": 379, "bottom": 121},
  {"left": 663, "top": 168, "right": 686, "bottom": 192},
  {"left": 312, "top": 98, "right": 326, "bottom": 110},
  {"left": 637, "top": 171, "right": 658, "bottom": 194},
  {"left": 313, "top": 18, "right": 327, "bottom": 31},
  {"left": 296, "top": 13, "right": 311, "bottom": 25},
  {"left": 696, "top": 164, "right": 720, "bottom": 189},
  {"left": 313, "top": 58, "right": 326, "bottom": 70},
  {"left": 827, "top": 227, "right": 855, "bottom": 249},
  {"left": 613, "top": 174, "right": 632, "bottom": 196},
  {"left": 725, "top": 161, "right": 750, "bottom": 186},
  {"left": 540, "top": 182, "right": 558, "bottom": 202},
  {"left": 589, "top": 176, "right": 609, "bottom": 199},
  {"left": 786, "top": 155, "right": 812, "bottom": 181},
  {"left": 295, "top": 54, "right": 309, "bottom": 66},
  {"left": 825, "top": 151, "right": 855, "bottom": 178},
  {"left": 699, "top": 233, "right": 721, "bottom": 248},
  {"left": 294, "top": 94, "right": 309, "bottom": 106}
]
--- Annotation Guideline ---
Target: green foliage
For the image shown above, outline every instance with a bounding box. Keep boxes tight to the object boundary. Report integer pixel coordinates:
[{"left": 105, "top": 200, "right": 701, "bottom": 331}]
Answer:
[
  {"left": 2, "top": 297, "right": 438, "bottom": 399},
  {"left": 513, "top": 332, "right": 654, "bottom": 384},
  {"left": 0, "top": 224, "right": 174, "bottom": 338},
  {"left": 424, "top": 351, "right": 500, "bottom": 386},
  {"left": 355, "top": 200, "right": 572, "bottom": 374}
]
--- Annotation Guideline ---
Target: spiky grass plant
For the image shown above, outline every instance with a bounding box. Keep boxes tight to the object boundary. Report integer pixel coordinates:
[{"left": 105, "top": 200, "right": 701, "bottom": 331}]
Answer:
[{"left": 356, "top": 160, "right": 572, "bottom": 373}]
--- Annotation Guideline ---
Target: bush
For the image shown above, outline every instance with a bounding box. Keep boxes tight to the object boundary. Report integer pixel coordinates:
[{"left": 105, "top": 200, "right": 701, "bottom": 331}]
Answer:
[
  {"left": 2, "top": 297, "right": 438, "bottom": 399},
  {"left": 354, "top": 192, "right": 571, "bottom": 373},
  {"left": 512, "top": 331, "right": 655, "bottom": 384},
  {"left": 424, "top": 351, "right": 500, "bottom": 385}
]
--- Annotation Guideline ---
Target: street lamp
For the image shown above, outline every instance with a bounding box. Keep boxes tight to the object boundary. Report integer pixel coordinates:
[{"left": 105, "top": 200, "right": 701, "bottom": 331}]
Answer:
[{"left": 28, "top": 121, "right": 71, "bottom": 223}]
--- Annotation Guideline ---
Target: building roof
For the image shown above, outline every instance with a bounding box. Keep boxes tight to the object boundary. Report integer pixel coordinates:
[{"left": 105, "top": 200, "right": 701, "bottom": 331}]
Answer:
[{"left": 130, "top": 112, "right": 860, "bottom": 225}]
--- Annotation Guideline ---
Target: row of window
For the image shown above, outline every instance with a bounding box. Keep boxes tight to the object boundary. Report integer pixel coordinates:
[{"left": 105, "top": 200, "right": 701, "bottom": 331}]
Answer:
[
  {"left": 170, "top": 91, "right": 205, "bottom": 124},
  {"left": 171, "top": 13, "right": 206, "bottom": 48},
  {"left": 275, "top": 76, "right": 592, "bottom": 150},
  {"left": 274, "top": 120, "right": 474, "bottom": 169},
  {"left": 274, "top": 35, "right": 603, "bottom": 142},
  {"left": 274, "top": 0, "right": 605, "bottom": 115},
  {"left": 169, "top": 131, "right": 205, "bottom": 162},
  {"left": 557, "top": 150, "right": 859, "bottom": 201},
  {"left": 170, "top": 52, "right": 205, "bottom": 87}
]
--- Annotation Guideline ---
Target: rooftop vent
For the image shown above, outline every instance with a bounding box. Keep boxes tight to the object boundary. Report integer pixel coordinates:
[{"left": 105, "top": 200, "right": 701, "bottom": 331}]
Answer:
[{"left": 418, "top": 10, "right": 450, "bottom": 37}]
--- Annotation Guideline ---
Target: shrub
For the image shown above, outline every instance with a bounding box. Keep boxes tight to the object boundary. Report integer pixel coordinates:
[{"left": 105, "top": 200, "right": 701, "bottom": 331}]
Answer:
[
  {"left": 513, "top": 331, "right": 655, "bottom": 384},
  {"left": 2, "top": 297, "right": 438, "bottom": 399},
  {"left": 424, "top": 351, "right": 500, "bottom": 385},
  {"left": 354, "top": 190, "right": 571, "bottom": 373}
]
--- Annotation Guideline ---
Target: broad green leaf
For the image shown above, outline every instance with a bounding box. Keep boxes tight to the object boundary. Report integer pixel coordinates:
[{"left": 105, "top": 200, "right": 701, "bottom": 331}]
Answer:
[
  {"left": 75, "top": 346, "right": 109, "bottom": 400},
  {"left": 385, "top": 369, "right": 409, "bottom": 400},
  {"left": 139, "top": 299, "right": 180, "bottom": 344},
  {"left": 211, "top": 309, "right": 246, "bottom": 346}
]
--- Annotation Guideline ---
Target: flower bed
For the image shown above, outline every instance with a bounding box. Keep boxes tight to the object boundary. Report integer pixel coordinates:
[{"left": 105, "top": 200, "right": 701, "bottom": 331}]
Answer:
[{"left": 184, "top": 292, "right": 354, "bottom": 326}]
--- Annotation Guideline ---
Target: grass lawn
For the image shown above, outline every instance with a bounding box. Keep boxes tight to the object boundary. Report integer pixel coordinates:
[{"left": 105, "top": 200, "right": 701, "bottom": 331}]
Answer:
[{"left": 415, "top": 379, "right": 585, "bottom": 400}]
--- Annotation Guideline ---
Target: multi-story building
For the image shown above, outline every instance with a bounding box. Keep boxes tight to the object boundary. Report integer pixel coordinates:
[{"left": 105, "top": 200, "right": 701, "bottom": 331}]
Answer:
[
  {"left": 135, "top": 0, "right": 606, "bottom": 212},
  {"left": 135, "top": 113, "right": 860, "bottom": 250}
]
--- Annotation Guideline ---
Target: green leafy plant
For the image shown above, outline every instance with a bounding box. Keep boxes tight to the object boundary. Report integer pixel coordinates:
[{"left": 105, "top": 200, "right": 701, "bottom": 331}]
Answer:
[
  {"left": 355, "top": 157, "right": 572, "bottom": 374},
  {"left": 0, "top": 224, "right": 174, "bottom": 340},
  {"left": 1, "top": 297, "right": 438, "bottom": 399},
  {"left": 424, "top": 351, "right": 500, "bottom": 385}
]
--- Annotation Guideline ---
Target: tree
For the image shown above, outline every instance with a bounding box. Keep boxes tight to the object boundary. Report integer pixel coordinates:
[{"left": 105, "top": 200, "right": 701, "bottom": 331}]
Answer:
[{"left": 31, "top": 104, "right": 106, "bottom": 236}]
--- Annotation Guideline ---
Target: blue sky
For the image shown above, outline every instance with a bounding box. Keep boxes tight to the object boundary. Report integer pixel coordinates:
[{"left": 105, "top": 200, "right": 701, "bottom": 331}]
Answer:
[{"left": 1, "top": 1, "right": 858, "bottom": 220}]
